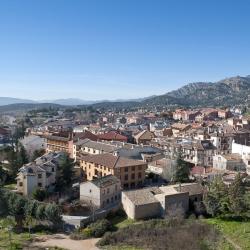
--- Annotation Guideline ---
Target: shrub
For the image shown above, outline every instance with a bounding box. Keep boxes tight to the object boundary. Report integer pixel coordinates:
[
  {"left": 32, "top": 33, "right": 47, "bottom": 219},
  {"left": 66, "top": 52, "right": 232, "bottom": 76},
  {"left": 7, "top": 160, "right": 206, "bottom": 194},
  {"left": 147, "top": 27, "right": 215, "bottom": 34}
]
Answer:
[
  {"left": 44, "top": 203, "right": 62, "bottom": 226},
  {"left": 97, "top": 219, "right": 220, "bottom": 250},
  {"left": 88, "top": 219, "right": 111, "bottom": 237},
  {"left": 33, "top": 188, "right": 47, "bottom": 201},
  {"left": 69, "top": 232, "right": 88, "bottom": 240},
  {"left": 83, "top": 227, "right": 93, "bottom": 237}
]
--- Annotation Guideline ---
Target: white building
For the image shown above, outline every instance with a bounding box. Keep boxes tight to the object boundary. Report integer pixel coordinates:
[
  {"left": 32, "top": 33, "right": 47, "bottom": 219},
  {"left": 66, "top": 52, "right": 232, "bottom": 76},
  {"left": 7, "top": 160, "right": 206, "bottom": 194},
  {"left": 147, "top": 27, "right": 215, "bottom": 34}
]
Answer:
[
  {"left": 232, "top": 142, "right": 250, "bottom": 174},
  {"left": 213, "top": 153, "right": 246, "bottom": 172},
  {"left": 80, "top": 175, "right": 121, "bottom": 209},
  {"left": 16, "top": 152, "right": 64, "bottom": 196}
]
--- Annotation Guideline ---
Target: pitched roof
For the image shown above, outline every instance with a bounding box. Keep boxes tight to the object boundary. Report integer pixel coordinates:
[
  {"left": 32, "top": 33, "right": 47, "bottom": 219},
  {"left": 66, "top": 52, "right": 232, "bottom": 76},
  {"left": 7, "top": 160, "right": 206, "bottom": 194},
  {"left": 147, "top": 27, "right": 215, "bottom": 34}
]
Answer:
[
  {"left": 0, "top": 127, "right": 9, "bottom": 135},
  {"left": 91, "top": 175, "right": 120, "bottom": 188},
  {"left": 80, "top": 153, "right": 146, "bottom": 168},
  {"left": 134, "top": 130, "right": 155, "bottom": 140},
  {"left": 76, "top": 139, "right": 118, "bottom": 152},
  {"left": 73, "top": 130, "right": 98, "bottom": 142},
  {"left": 173, "top": 183, "right": 204, "bottom": 196},
  {"left": 171, "top": 123, "right": 191, "bottom": 131},
  {"left": 45, "top": 135, "right": 70, "bottom": 142},
  {"left": 98, "top": 131, "right": 128, "bottom": 141},
  {"left": 123, "top": 186, "right": 162, "bottom": 205}
]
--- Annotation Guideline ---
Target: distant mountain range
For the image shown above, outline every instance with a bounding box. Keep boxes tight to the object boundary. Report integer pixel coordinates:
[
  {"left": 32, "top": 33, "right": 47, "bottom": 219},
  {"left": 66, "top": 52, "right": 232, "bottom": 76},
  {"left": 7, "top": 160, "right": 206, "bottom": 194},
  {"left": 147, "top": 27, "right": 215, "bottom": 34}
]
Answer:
[
  {"left": 1, "top": 75, "right": 250, "bottom": 108},
  {"left": 142, "top": 75, "right": 250, "bottom": 107},
  {"left": 0, "top": 96, "right": 154, "bottom": 106}
]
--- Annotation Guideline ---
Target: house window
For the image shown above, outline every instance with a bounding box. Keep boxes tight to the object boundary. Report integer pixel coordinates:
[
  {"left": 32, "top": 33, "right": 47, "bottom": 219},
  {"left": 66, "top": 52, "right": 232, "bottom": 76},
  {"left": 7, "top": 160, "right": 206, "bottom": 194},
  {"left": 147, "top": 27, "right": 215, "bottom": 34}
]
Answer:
[
  {"left": 138, "top": 172, "right": 142, "bottom": 179},
  {"left": 107, "top": 188, "right": 110, "bottom": 194},
  {"left": 103, "top": 189, "right": 106, "bottom": 194},
  {"left": 38, "top": 183, "right": 42, "bottom": 187},
  {"left": 125, "top": 167, "right": 128, "bottom": 172},
  {"left": 125, "top": 174, "right": 128, "bottom": 181},
  {"left": 131, "top": 173, "right": 135, "bottom": 179},
  {"left": 132, "top": 166, "right": 135, "bottom": 171},
  {"left": 89, "top": 189, "right": 92, "bottom": 193},
  {"left": 19, "top": 182, "right": 23, "bottom": 187},
  {"left": 107, "top": 198, "right": 110, "bottom": 204},
  {"left": 138, "top": 166, "right": 142, "bottom": 170},
  {"left": 38, "top": 174, "right": 42, "bottom": 179},
  {"left": 51, "top": 167, "right": 54, "bottom": 172}
]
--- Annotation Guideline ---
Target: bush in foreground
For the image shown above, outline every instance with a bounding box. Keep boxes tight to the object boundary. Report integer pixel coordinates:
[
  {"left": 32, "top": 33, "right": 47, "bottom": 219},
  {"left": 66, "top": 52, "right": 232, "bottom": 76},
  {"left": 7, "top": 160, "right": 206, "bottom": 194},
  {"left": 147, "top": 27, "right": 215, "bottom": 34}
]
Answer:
[
  {"left": 70, "top": 219, "right": 111, "bottom": 240},
  {"left": 97, "top": 219, "right": 220, "bottom": 250}
]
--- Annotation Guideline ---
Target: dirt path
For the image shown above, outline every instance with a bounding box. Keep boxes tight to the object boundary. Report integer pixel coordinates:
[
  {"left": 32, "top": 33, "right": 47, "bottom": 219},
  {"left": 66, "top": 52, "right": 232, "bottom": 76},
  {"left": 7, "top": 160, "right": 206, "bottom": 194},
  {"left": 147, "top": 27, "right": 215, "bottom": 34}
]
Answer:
[{"left": 29, "top": 234, "right": 100, "bottom": 250}]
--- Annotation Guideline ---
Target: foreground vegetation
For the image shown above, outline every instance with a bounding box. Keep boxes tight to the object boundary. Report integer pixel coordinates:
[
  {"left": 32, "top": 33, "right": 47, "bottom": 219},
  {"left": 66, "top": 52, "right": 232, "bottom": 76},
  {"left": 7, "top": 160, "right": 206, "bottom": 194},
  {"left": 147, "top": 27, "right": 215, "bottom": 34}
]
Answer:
[
  {"left": 0, "top": 224, "right": 31, "bottom": 250},
  {"left": 205, "top": 218, "right": 250, "bottom": 250},
  {"left": 97, "top": 219, "right": 224, "bottom": 250}
]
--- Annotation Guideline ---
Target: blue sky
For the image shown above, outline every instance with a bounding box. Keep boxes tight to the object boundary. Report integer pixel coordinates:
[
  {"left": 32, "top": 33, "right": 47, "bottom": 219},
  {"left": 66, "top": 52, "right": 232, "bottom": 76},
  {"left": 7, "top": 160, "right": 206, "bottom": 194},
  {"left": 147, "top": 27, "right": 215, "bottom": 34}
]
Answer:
[{"left": 0, "top": 0, "right": 250, "bottom": 100}]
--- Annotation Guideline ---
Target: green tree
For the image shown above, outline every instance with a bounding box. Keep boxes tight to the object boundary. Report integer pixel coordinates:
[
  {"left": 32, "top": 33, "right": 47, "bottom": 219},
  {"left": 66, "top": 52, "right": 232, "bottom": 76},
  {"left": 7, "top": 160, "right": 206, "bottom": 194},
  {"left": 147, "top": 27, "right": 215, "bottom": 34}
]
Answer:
[
  {"left": 44, "top": 203, "right": 62, "bottom": 227},
  {"left": 35, "top": 204, "right": 46, "bottom": 220},
  {"left": 0, "top": 166, "right": 7, "bottom": 186},
  {"left": 204, "top": 177, "right": 229, "bottom": 217},
  {"left": 173, "top": 152, "right": 190, "bottom": 183},
  {"left": 18, "top": 144, "right": 29, "bottom": 165},
  {"left": 7, "top": 193, "right": 27, "bottom": 228},
  {"left": 6, "top": 147, "right": 19, "bottom": 177},
  {"left": 56, "top": 154, "right": 74, "bottom": 192},
  {"left": 228, "top": 174, "right": 246, "bottom": 215},
  {"left": 32, "top": 149, "right": 45, "bottom": 161},
  {"left": 32, "top": 188, "right": 47, "bottom": 201},
  {"left": 25, "top": 199, "right": 39, "bottom": 218},
  {"left": 24, "top": 214, "right": 36, "bottom": 238}
]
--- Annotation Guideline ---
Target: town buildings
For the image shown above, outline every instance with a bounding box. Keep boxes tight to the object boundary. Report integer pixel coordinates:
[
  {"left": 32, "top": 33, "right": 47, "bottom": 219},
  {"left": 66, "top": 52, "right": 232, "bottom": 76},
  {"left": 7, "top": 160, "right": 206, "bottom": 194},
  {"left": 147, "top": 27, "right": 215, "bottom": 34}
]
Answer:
[
  {"left": 133, "top": 130, "right": 156, "bottom": 145},
  {"left": 79, "top": 153, "right": 147, "bottom": 189},
  {"left": 16, "top": 152, "right": 64, "bottom": 196},
  {"left": 122, "top": 183, "right": 203, "bottom": 220},
  {"left": 213, "top": 153, "right": 246, "bottom": 171}
]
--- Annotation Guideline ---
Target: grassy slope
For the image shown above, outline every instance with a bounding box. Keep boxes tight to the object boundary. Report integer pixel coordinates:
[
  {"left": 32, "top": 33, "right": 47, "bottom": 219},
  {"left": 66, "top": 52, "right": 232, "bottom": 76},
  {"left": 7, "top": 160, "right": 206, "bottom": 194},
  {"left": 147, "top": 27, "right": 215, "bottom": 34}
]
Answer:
[
  {"left": 205, "top": 218, "right": 250, "bottom": 250},
  {"left": 0, "top": 228, "right": 30, "bottom": 250}
]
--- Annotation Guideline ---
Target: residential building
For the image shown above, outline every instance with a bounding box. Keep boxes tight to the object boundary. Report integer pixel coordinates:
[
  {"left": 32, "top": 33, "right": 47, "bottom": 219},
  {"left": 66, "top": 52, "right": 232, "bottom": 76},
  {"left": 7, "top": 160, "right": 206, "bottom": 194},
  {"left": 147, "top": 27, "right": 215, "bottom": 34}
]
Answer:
[
  {"left": 80, "top": 175, "right": 121, "bottom": 209},
  {"left": 45, "top": 133, "right": 74, "bottom": 157},
  {"left": 232, "top": 142, "right": 250, "bottom": 174},
  {"left": 0, "top": 127, "right": 11, "bottom": 144},
  {"left": 79, "top": 153, "right": 147, "bottom": 189},
  {"left": 162, "top": 138, "right": 216, "bottom": 167},
  {"left": 210, "top": 132, "right": 233, "bottom": 154},
  {"left": 171, "top": 123, "right": 191, "bottom": 137},
  {"left": 213, "top": 153, "right": 246, "bottom": 171},
  {"left": 98, "top": 131, "right": 128, "bottom": 142},
  {"left": 133, "top": 130, "right": 156, "bottom": 145},
  {"left": 16, "top": 152, "right": 64, "bottom": 196},
  {"left": 73, "top": 139, "right": 118, "bottom": 161}
]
